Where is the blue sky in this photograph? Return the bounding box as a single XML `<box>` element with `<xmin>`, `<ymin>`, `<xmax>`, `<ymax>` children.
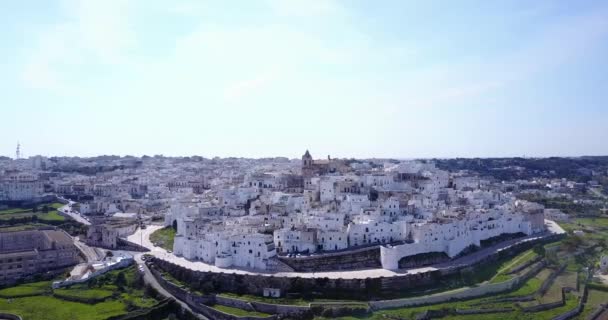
<box><xmin>1</xmin><ymin>0</ymin><xmax>607</xmax><ymax>159</ymax></box>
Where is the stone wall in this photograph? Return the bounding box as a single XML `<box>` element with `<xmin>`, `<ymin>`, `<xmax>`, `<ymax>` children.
<box><xmin>278</xmin><ymin>245</ymin><xmax>381</xmax><ymax>272</ymax></box>
<box><xmin>520</xmin><ymin>299</ymin><xmax>564</xmax><ymax>312</ymax></box>
<box><xmin>537</xmin><ymin>264</ymin><xmax>567</xmax><ymax>296</ymax></box>
<box><xmin>507</xmin><ymin>255</ymin><xmax>543</xmax><ymax>274</ymax></box>
<box><xmin>369</xmin><ymin>261</ymin><xmax>545</xmax><ymax>309</ymax></box>
<box><xmin>196</xmin><ymin>303</ymin><xmax>276</xmax><ymax>320</ymax></box>
<box><xmin>215</xmin><ymin>295</ymin><xmax>256</xmax><ymax>311</ymax></box>
<box><xmin>587</xmin><ymin>304</ymin><xmax>608</xmax><ymax>320</ymax></box>
<box><xmin>250</xmin><ymin>301</ymin><xmax>309</xmax><ymax>316</ymax></box>
<box><xmin>150</xmin><ymin>232</ymin><xmax>563</xmax><ymax>301</ymax></box>
<box><xmin>454</xmin><ymin>308</ymin><xmax>513</xmax><ymax>315</ymax></box>
<box><xmin>150</xmin><ymin>244</ymin><xmax>535</xmax><ymax>300</ymax></box>
<box><xmin>552</xmin><ymin>285</ymin><xmax>587</xmax><ymax>320</ymax></box>
<box><xmin>149</xmin><ymin>264</ymin><xmax>214</xmax><ymax>306</ymax></box>
<box><xmin>213</xmin><ymin>295</ymin><xmax>311</xmax><ymax>317</ymax></box>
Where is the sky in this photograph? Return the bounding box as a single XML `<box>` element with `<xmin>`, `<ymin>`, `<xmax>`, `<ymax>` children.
<box><xmin>1</xmin><ymin>0</ymin><xmax>608</xmax><ymax>159</ymax></box>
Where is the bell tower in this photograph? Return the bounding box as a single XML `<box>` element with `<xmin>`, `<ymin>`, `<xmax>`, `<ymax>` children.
<box><xmin>302</xmin><ymin>150</ymin><xmax>313</xmax><ymax>177</ymax></box>
<box><xmin>302</xmin><ymin>150</ymin><xmax>312</xmax><ymax>167</ymax></box>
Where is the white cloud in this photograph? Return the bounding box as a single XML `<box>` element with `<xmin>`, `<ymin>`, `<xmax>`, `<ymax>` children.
<box><xmin>66</xmin><ymin>0</ymin><xmax>134</xmax><ymax>64</ymax></box>
<box><xmin>21</xmin><ymin>0</ymin><xmax>134</xmax><ymax>91</ymax></box>
<box><xmin>223</xmin><ymin>70</ymin><xmax>281</xmax><ymax>101</ymax></box>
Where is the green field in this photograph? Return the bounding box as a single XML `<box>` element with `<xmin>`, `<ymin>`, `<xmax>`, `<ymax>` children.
<box><xmin>0</xmin><ymin>223</ymin><xmax>52</xmax><ymax>232</ymax></box>
<box><xmin>575</xmin><ymin>217</ymin><xmax>608</xmax><ymax>228</ymax></box>
<box><xmin>579</xmin><ymin>288</ymin><xmax>608</xmax><ymax>319</ymax></box>
<box><xmin>0</xmin><ymin>295</ymin><xmax>127</xmax><ymax>320</ymax></box>
<box><xmin>0</xmin><ymin>202</ymin><xmax>66</xmax><ymax>222</ymax></box>
<box><xmin>489</xmin><ymin>249</ymin><xmax>539</xmax><ymax>283</ymax></box>
<box><xmin>54</xmin><ymin>288</ymin><xmax>115</xmax><ymax>301</ymax></box>
<box><xmin>314</xmin><ymin>290</ymin><xmax>580</xmax><ymax>320</ymax></box>
<box><xmin>0</xmin><ymin>281</ymin><xmax>52</xmax><ymax>298</ymax></box>
<box><xmin>212</xmin><ymin>304</ymin><xmax>270</xmax><ymax>317</ymax></box>
<box><xmin>150</xmin><ymin>226</ymin><xmax>176</xmax><ymax>251</ymax></box>
<box><xmin>0</xmin><ymin>266</ymin><xmax>160</xmax><ymax>320</ymax></box>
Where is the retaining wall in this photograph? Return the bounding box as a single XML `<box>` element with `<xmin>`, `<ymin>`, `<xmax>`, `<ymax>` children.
<box><xmin>278</xmin><ymin>245</ymin><xmax>381</xmax><ymax>272</ymax></box>
<box><xmin>149</xmin><ymin>232</ymin><xmax>563</xmax><ymax>301</ymax></box>
<box><xmin>455</xmin><ymin>308</ymin><xmax>513</xmax><ymax>314</ymax></box>
<box><xmin>369</xmin><ymin>260</ymin><xmax>545</xmax><ymax>309</ymax></box>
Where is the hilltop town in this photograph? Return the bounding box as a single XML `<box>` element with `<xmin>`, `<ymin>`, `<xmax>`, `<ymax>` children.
<box><xmin>1</xmin><ymin>152</ymin><xmax>607</xmax><ymax>319</ymax></box>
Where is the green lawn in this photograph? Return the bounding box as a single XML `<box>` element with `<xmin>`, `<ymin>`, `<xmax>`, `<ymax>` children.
<box><xmin>580</xmin><ymin>289</ymin><xmax>608</xmax><ymax>319</ymax></box>
<box><xmin>0</xmin><ymin>281</ymin><xmax>52</xmax><ymax>298</ymax></box>
<box><xmin>0</xmin><ymin>208</ymin><xmax>32</xmax><ymax>215</ymax></box>
<box><xmin>538</xmin><ymin>271</ymin><xmax>577</xmax><ymax>303</ymax></box>
<box><xmin>0</xmin><ymin>265</ymin><xmax>160</xmax><ymax>320</ymax></box>
<box><xmin>489</xmin><ymin>249</ymin><xmax>539</xmax><ymax>284</ymax></box>
<box><xmin>0</xmin><ymin>295</ymin><xmax>127</xmax><ymax>320</ymax></box>
<box><xmin>314</xmin><ymin>290</ymin><xmax>580</xmax><ymax>320</ymax></box>
<box><xmin>54</xmin><ymin>288</ymin><xmax>115</xmax><ymax>301</ymax></box>
<box><xmin>212</xmin><ymin>304</ymin><xmax>271</xmax><ymax>317</ymax></box>
<box><xmin>0</xmin><ymin>223</ymin><xmax>50</xmax><ymax>232</ymax></box>
<box><xmin>311</xmin><ymin>268</ymin><xmax>550</xmax><ymax>320</ymax></box>
<box><xmin>0</xmin><ymin>202</ymin><xmax>66</xmax><ymax>222</ymax></box>
<box><xmin>575</xmin><ymin>217</ymin><xmax>608</xmax><ymax>228</ymax></box>
<box><xmin>150</xmin><ymin>227</ymin><xmax>176</xmax><ymax>251</ymax></box>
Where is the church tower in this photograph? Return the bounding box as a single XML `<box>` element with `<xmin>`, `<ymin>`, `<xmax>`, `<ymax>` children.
<box><xmin>302</xmin><ymin>150</ymin><xmax>313</xmax><ymax>177</ymax></box>
<box><xmin>302</xmin><ymin>150</ymin><xmax>312</xmax><ymax>167</ymax></box>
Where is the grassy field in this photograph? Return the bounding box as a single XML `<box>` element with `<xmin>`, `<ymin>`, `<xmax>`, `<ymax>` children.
<box><xmin>0</xmin><ymin>295</ymin><xmax>127</xmax><ymax>320</ymax></box>
<box><xmin>218</xmin><ymin>292</ymin><xmax>367</xmax><ymax>306</ymax></box>
<box><xmin>575</xmin><ymin>217</ymin><xmax>608</xmax><ymax>228</ymax></box>
<box><xmin>150</xmin><ymin>226</ymin><xmax>176</xmax><ymax>251</ymax></box>
<box><xmin>539</xmin><ymin>271</ymin><xmax>577</xmax><ymax>303</ymax></box>
<box><xmin>579</xmin><ymin>289</ymin><xmax>608</xmax><ymax>319</ymax></box>
<box><xmin>314</xmin><ymin>290</ymin><xmax>580</xmax><ymax>320</ymax></box>
<box><xmin>312</xmin><ymin>265</ymin><xmax>572</xmax><ymax>320</ymax></box>
<box><xmin>54</xmin><ymin>288</ymin><xmax>115</xmax><ymax>301</ymax></box>
<box><xmin>489</xmin><ymin>249</ymin><xmax>539</xmax><ymax>283</ymax></box>
<box><xmin>0</xmin><ymin>266</ymin><xmax>160</xmax><ymax>320</ymax></box>
<box><xmin>0</xmin><ymin>223</ymin><xmax>52</xmax><ymax>232</ymax></box>
<box><xmin>0</xmin><ymin>202</ymin><xmax>66</xmax><ymax>222</ymax></box>
<box><xmin>0</xmin><ymin>281</ymin><xmax>52</xmax><ymax>298</ymax></box>
<box><xmin>212</xmin><ymin>304</ymin><xmax>270</xmax><ymax>317</ymax></box>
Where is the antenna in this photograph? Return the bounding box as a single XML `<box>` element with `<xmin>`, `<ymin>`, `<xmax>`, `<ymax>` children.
<box><xmin>15</xmin><ymin>142</ymin><xmax>21</xmax><ymax>160</ymax></box>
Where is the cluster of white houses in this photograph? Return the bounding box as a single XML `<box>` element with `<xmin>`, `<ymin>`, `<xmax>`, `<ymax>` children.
<box><xmin>169</xmin><ymin>151</ymin><xmax>547</xmax><ymax>271</ymax></box>
<box><xmin>0</xmin><ymin>172</ymin><xmax>44</xmax><ymax>202</ymax></box>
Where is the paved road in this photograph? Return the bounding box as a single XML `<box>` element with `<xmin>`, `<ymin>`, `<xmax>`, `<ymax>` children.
<box><xmin>57</xmin><ymin>199</ymin><xmax>91</xmax><ymax>225</ymax></box>
<box><xmin>73</xmin><ymin>236</ymin><xmax>103</xmax><ymax>262</ymax></box>
<box><xmin>128</xmin><ymin>220</ymin><xmax>566</xmax><ymax>280</ymax></box>
<box><xmin>134</xmin><ymin>254</ymin><xmax>207</xmax><ymax>320</ymax></box>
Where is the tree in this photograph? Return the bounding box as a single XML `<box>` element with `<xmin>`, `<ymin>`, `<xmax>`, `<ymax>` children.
<box><xmin>115</xmin><ymin>272</ymin><xmax>127</xmax><ymax>288</ymax></box>
<box><xmin>88</xmin><ymin>277</ymin><xmax>98</xmax><ymax>288</ymax></box>
<box><xmin>533</xmin><ymin>244</ymin><xmax>546</xmax><ymax>257</ymax></box>
<box><xmin>562</xmin><ymin>236</ymin><xmax>583</xmax><ymax>252</ymax></box>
